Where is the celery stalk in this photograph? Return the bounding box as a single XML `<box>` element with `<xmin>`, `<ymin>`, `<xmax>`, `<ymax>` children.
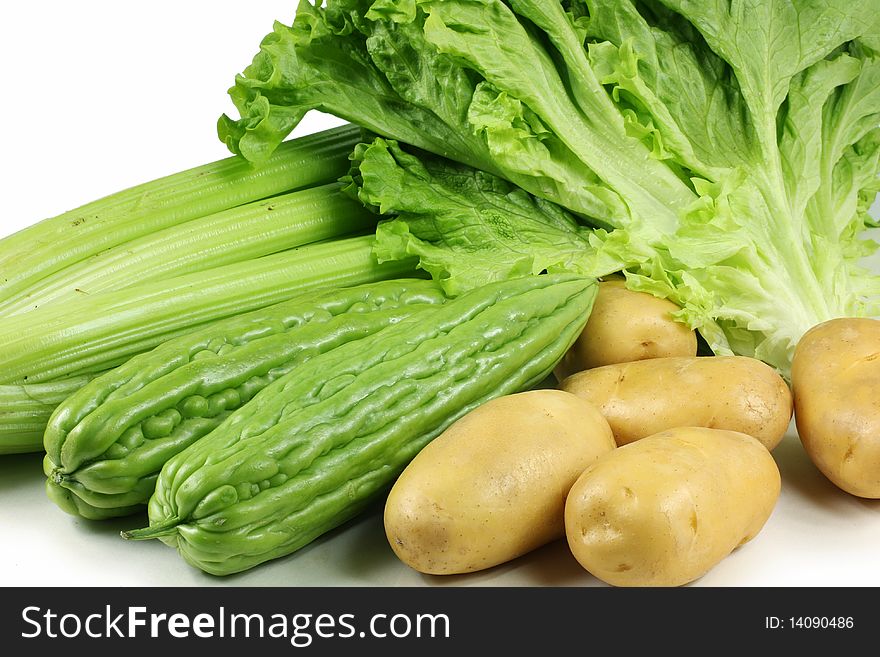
<box><xmin>0</xmin><ymin>183</ymin><xmax>376</xmax><ymax>315</ymax></box>
<box><xmin>0</xmin><ymin>235</ymin><xmax>417</xmax><ymax>385</ymax></box>
<box><xmin>0</xmin><ymin>376</ymin><xmax>96</xmax><ymax>454</ymax></box>
<box><xmin>0</xmin><ymin>124</ymin><xmax>361</xmax><ymax>306</ymax></box>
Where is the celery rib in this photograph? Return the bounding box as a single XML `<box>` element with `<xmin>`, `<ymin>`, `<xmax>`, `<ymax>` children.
<box><xmin>0</xmin><ymin>183</ymin><xmax>376</xmax><ymax>315</ymax></box>
<box><xmin>0</xmin><ymin>124</ymin><xmax>362</xmax><ymax>306</ymax></box>
<box><xmin>0</xmin><ymin>376</ymin><xmax>96</xmax><ymax>454</ymax></box>
<box><xmin>0</xmin><ymin>235</ymin><xmax>417</xmax><ymax>385</ymax></box>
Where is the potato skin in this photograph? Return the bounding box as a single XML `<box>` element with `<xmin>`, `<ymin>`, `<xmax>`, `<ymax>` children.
<box><xmin>383</xmin><ymin>390</ymin><xmax>616</xmax><ymax>575</ymax></box>
<box><xmin>564</xmin><ymin>427</ymin><xmax>780</xmax><ymax>587</ymax></box>
<box><xmin>560</xmin><ymin>356</ymin><xmax>791</xmax><ymax>450</ymax></box>
<box><xmin>554</xmin><ymin>280</ymin><xmax>697</xmax><ymax>381</ymax></box>
<box><xmin>792</xmin><ymin>318</ymin><xmax>880</xmax><ymax>498</ymax></box>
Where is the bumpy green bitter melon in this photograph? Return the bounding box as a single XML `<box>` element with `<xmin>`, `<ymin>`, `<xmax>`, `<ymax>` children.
<box><xmin>125</xmin><ymin>274</ymin><xmax>596</xmax><ymax>575</ymax></box>
<box><xmin>44</xmin><ymin>279</ymin><xmax>450</xmax><ymax>519</ymax></box>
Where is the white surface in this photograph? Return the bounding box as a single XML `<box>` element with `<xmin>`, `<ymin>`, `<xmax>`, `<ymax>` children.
<box><xmin>1</xmin><ymin>3</ymin><xmax>879</xmax><ymax>587</ymax></box>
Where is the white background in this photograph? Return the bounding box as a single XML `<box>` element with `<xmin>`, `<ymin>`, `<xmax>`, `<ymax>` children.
<box><xmin>1</xmin><ymin>2</ymin><xmax>879</xmax><ymax>587</ymax></box>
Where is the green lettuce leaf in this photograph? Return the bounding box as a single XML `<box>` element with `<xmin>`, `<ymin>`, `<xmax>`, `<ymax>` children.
<box><xmin>349</xmin><ymin>138</ymin><xmax>595</xmax><ymax>295</ymax></box>
<box><xmin>221</xmin><ymin>0</ymin><xmax>880</xmax><ymax>375</ymax></box>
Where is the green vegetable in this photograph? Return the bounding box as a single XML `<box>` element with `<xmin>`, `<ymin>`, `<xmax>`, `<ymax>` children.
<box><xmin>0</xmin><ymin>376</ymin><xmax>97</xmax><ymax>455</ymax></box>
<box><xmin>0</xmin><ymin>234</ymin><xmax>413</xmax><ymax>385</ymax></box>
<box><xmin>1</xmin><ymin>124</ymin><xmax>361</xmax><ymax>314</ymax></box>
<box><xmin>43</xmin><ymin>279</ymin><xmax>451</xmax><ymax>519</ymax></box>
<box><xmin>0</xmin><ymin>236</ymin><xmax>417</xmax><ymax>453</ymax></box>
<box><xmin>124</xmin><ymin>273</ymin><xmax>596</xmax><ymax>575</ymax></box>
<box><xmin>346</xmin><ymin>138</ymin><xmax>595</xmax><ymax>294</ymax></box>
<box><xmin>0</xmin><ymin>183</ymin><xmax>375</xmax><ymax>316</ymax></box>
<box><xmin>221</xmin><ymin>0</ymin><xmax>880</xmax><ymax>375</ymax></box>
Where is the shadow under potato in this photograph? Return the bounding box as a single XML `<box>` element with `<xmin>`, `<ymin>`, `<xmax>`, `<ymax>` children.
<box><xmin>418</xmin><ymin>539</ymin><xmax>601</xmax><ymax>588</ymax></box>
<box><xmin>773</xmin><ymin>432</ymin><xmax>880</xmax><ymax>512</ymax></box>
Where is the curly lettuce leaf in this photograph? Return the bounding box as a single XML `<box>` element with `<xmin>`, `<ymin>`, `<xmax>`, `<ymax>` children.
<box><xmin>221</xmin><ymin>0</ymin><xmax>880</xmax><ymax>375</ymax></box>
<box><xmin>349</xmin><ymin>138</ymin><xmax>595</xmax><ymax>295</ymax></box>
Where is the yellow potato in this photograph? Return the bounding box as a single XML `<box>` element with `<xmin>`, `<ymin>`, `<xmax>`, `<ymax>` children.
<box><xmin>383</xmin><ymin>389</ymin><xmax>616</xmax><ymax>575</ymax></box>
<box><xmin>565</xmin><ymin>427</ymin><xmax>781</xmax><ymax>587</ymax></box>
<box><xmin>560</xmin><ymin>356</ymin><xmax>792</xmax><ymax>450</ymax></box>
<box><xmin>554</xmin><ymin>279</ymin><xmax>697</xmax><ymax>381</ymax></box>
<box><xmin>792</xmin><ymin>318</ymin><xmax>880</xmax><ymax>498</ymax></box>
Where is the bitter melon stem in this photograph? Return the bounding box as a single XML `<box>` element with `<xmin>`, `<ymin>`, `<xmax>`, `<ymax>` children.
<box><xmin>121</xmin><ymin>518</ymin><xmax>180</xmax><ymax>540</ymax></box>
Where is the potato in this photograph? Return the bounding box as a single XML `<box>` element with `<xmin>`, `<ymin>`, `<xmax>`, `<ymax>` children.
<box><xmin>564</xmin><ymin>427</ymin><xmax>780</xmax><ymax>587</ymax></box>
<box><xmin>554</xmin><ymin>279</ymin><xmax>697</xmax><ymax>381</ymax></box>
<box><xmin>383</xmin><ymin>390</ymin><xmax>616</xmax><ymax>575</ymax></box>
<box><xmin>792</xmin><ymin>318</ymin><xmax>880</xmax><ymax>498</ymax></box>
<box><xmin>560</xmin><ymin>356</ymin><xmax>792</xmax><ymax>450</ymax></box>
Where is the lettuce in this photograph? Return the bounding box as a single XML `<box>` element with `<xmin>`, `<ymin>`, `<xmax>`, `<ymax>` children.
<box><xmin>346</xmin><ymin>138</ymin><xmax>595</xmax><ymax>295</ymax></box>
<box><xmin>220</xmin><ymin>0</ymin><xmax>880</xmax><ymax>375</ymax></box>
